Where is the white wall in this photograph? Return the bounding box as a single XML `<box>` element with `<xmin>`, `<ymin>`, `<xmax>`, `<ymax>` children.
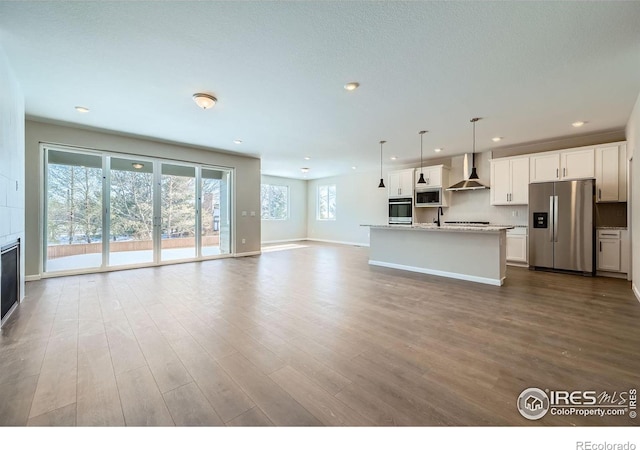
<box><xmin>261</xmin><ymin>175</ymin><xmax>307</xmax><ymax>243</ymax></box>
<box><xmin>306</xmin><ymin>170</ymin><xmax>388</xmax><ymax>246</ymax></box>
<box><xmin>25</xmin><ymin>120</ymin><xmax>261</xmax><ymax>277</ymax></box>
<box><xmin>0</xmin><ymin>47</ymin><xmax>25</xmax><ymax>301</ymax></box>
<box><xmin>625</xmin><ymin>90</ymin><xmax>639</xmax><ymax>300</ymax></box>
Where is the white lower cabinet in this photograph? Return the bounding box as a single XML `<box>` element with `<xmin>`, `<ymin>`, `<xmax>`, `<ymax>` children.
<box><xmin>597</xmin><ymin>229</ymin><xmax>628</xmax><ymax>276</ymax></box>
<box><xmin>506</xmin><ymin>228</ymin><xmax>528</xmax><ymax>265</ymax></box>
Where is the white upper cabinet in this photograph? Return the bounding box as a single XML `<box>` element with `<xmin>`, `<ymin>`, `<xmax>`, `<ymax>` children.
<box><xmin>415</xmin><ymin>164</ymin><xmax>447</xmax><ymax>187</ymax></box>
<box><xmin>388</xmin><ymin>168</ymin><xmax>415</xmax><ymax>198</ymax></box>
<box><xmin>595</xmin><ymin>144</ymin><xmax>626</xmax><ymax>203</ymax></box>
<box><xmin>530</xmin><ymin>147</ymin><xmax>594</xmax><ymax>183</ymax></box>
<box><xmin>490</xmin><ymin>156</ymin><xmax>529</xmax><ymax>205</ymax></box>
<box><xmin>530</xmin><ymin>153</ymin><xmax>560</xmax><ymax>183</ymax></box>
<box><xmin>560</xmin><ymin>148</ymin><xmax>595</xmax><ymax>180</ymax></box>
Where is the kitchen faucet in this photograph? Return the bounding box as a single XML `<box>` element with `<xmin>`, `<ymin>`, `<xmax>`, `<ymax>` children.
<box><xmin>436</xmin><ymin>206</ymin><xmax>444</xmax><ymax>227</ymax></box>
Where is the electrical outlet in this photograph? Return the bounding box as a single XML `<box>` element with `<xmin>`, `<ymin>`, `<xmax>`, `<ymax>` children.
<box><xmin>242</xmin><ymin>211</ymin><xmax>247</xmax><ymax>216</ymax></box>
<box><xmin>250</xmin><ymin>211</ymin><xmax>256</xmax><ymax>217</ymax></box>
<box><xmin>241</xmin><ymin>238</ymin><xmax>246</xmax><ymax>244</ymax></box>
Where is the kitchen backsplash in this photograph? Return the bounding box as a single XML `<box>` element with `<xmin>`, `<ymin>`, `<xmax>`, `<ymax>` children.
<box><xmin>414</xmin><ymin>189</ymin><xmax>529</xmax><ymax>226</ymax></box>
<box><xmin>595</xmin><ymin>202</ymin><xmax>627</xmax><ymax>228</ymax></box>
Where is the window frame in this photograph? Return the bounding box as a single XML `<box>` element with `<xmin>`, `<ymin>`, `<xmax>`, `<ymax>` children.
<box><xmin>316</xmin><ymin>184</ymin><xmax>336</xmax><ymax>221</ymax></box>
<box><xmin>260</xmin><ymin>183</ymin><xmax>290</xmax><ymax>221</ymax></box>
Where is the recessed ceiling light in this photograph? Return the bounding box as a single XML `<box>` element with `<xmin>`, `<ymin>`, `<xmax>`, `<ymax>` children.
<box><xmin>492</xmin><ymin>137</ymin><xmax>502</xmax><ymax>142</ymax></box>
<box><xmin>132</xmin><ymin>163</ymin><xmax>144</xmax><ymax>169</ymax></box>
<box><xmin>572</xmin><ymin>121</ymin><xmax>585</xmax><ymax>128</ymax></box>
<box><xmin>434</xmin><ymin>148</ymin><xmax>442</xmax><ymax>153</ymax></box>
<box><xmin>351</xmin><ymin>166</ymin><xmax>357</xmax><ymax>170</ymax></box>
<box><xmin>304</xmin><ymin>156</ymin><xmax>311</xmax><ymax>160</ymax></box>
<box><xmin>300</xmin><ymin>167</ymin><xmax>310</xmax><ymax>173</ymax></box>
<box><xmin>390</xmin><ymin>156</ymin><xmax>397</xmax><ymax>161</ymax></box>
<box><xmin>344</xmin><ymin>82</ymin><xmax>360</xmax><ymax>91</ymax></box>
<box><xmin>233</xmin><ymin>139</ymin><xmax>243</xmax><ymax>144</ymax></box>
<box><xmin>75</xmin><ymin>106</ymin><xmax>89</xmax><ymax>113</ymax></box>
<box><xmin>192</xmin><ymin>93</ymin><xmax>217</xmax><ymax>109</ymax></box>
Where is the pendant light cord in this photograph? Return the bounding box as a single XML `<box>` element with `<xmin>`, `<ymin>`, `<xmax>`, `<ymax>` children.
<box><xmin>380</xmin><ymin>141</ymin><xmax>383</xmax><ymax>178</ymax></box>
<box><xmin>420</xmin><ymin>133</ymin><xmax>423</xmax><ymax>168</ymax></box>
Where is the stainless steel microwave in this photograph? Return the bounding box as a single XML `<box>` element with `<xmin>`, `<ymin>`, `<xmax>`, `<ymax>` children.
<box><xmin>415</xmin><ymin>187</ymin><xmax>443</xmax><ymax>207</ymax></box>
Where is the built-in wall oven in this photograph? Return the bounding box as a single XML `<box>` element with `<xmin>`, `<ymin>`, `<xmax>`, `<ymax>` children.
<box><xmin>389</xmin><ymin>197</ymin><xmax>413</xmax><ymax>224</ymax></box>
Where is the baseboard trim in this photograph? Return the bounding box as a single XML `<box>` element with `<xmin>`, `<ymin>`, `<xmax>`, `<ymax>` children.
<box><xmin>234</xmin><ymin>251</ymin><xmax>262</xmax><ymax>258</ymax></box>
<box><xmin>306</xmin><ymin>238</ymin><xmax>369</xmax><ymax>248</ymax></box>
<box><xmin>369</xmin><ymin>259</ymin><xmax>504</xmax><ymax>286</ymax></box>
<box><xmin>261</xmin><ymin>238</ymin><xmax>307</xmax><ymax>245</ymax></box>
<box><xmin>25</xmin><ymin>275</ymin><xmax>41</xmax><ymax>282</ymax></box>
<box><xmin>633</xmin><ymin>283</ymin><xmax>640</xmax><ymax>304</ymax></box>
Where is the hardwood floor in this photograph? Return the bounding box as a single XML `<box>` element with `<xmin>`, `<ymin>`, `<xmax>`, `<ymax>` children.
<box><xmin>1</xmin><ymin>241</ymin><xmax>638</xmax><ymax>426</ymax></box>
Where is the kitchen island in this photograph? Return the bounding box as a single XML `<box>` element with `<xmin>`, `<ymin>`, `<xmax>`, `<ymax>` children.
<box><xmin>365</xmin><ymin>224</ymin><xmax>512</xmax><ymax>286</ymax></box>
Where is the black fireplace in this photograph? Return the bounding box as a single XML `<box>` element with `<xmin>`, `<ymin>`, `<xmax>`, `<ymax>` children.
<box><xmin>1</xmin><ymin>238</ymin><xmax>20</xmax><ymax>325</ymax></box>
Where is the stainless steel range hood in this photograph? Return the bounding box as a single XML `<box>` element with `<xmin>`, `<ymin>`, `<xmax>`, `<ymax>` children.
<box><xmin>446</xmin><ymin>153</ymin><xmax>489</xmax><ymax>191</ymax></box>
<box><xmin>447</xmin><ymin>117</ymin><xmax>489</xmax><ymax>192</ymax></box>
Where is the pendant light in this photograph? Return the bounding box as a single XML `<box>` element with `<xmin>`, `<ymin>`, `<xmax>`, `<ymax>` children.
<box><xmin>417</xmin><ymin>130</ymin><xmax>428</xmax><ymax>184</ymax></box>
<box><xmin>378</xmin><ymin>140</ymin><xmax>386</xmax><ymax>188</ymax></box>
<box><xmin>469</xmin><ymin>117</ymin><xmax>480</xmax><ymax>180</ymax></box>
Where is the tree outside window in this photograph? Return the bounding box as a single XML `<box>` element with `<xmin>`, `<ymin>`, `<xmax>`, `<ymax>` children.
<box><xmin>261</xmin><ymin>184</ymin><xmax>289</xmax><ymax>220</ymax></box>
<box><xmin>317</xmin><ymin>184</ymin><xmax>336</xmax><ymax>220</ymax></box>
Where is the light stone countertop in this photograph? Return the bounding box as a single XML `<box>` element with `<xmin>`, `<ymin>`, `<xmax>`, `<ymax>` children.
<box><xmin>363</xmin><ymin>224</ymin><xmax>514</xmax><ymax>232</ymax></box>
<box><xmin>596</xmin><ymin>226</ymin><xmax>627</xmax><ymax>230</ymax></box>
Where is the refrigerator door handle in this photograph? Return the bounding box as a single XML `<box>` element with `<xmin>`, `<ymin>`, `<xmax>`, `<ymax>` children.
<box><xmin>549</xmin><ymin>196</ymin><xmax>555</xmax><ymax>242</ymax></box>
<box><xmin>553</xmin><ymin>195</ymin><xmax>559</xmax><ymax>243</ymax></box>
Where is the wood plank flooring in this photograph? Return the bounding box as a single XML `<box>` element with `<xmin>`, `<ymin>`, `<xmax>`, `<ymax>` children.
<box><xmin>1</xmin><ymin>241</ymin><xmax>639</xmax><ymax>426</ymax></box>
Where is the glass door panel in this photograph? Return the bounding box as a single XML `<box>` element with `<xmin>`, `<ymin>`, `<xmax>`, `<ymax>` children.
<box><xmin>202</xmin><ymin>168</ymin><xmax>231</xmax><ymax>256</ymax></box>
<box><xmin>109</xmin><ymin>157</ymin><xmax>155</xmax><ymax>266</ymax></box>
<box><xmin>161</xmin><ymin>163</ymin><xmax>196</xmax><ymax>261</ymax></box>
<box><xmin>45</xmin><ymin>149</ymin><xmax>103</xmax><ymax>272</ymax></box>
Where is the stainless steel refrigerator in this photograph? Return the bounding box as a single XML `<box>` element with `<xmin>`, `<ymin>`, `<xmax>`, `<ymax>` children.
<box><xmin>529</xmin><ymin>179</ymin><xmax>595</xmax><ymax>275</ymax></box>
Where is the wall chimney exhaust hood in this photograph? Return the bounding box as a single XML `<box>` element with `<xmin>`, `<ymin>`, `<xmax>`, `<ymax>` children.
<box><xmin>446</xmin><ymin>154</ymin><xmax>489</xmax><ymax>191</ymax></box>
<box><xmin>447</xmin><ymin>118</ymin><xmax>489</xmax><ymax>191</ymax></box>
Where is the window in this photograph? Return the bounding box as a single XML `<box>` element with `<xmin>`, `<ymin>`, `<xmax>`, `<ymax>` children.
<box><xmin>317</xmin><ymin>184</ymin><xmax>336</xmax><ymax>220</ymax></box>
<box><xmin>261</xmin><ymin>184</ymin><xmax>289</xmax><ymax>220</ymax></box>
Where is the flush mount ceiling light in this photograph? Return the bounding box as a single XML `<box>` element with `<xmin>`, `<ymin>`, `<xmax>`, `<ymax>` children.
<box><xmin>434</xmin><ymin>148</ymin><xmax>442</xmax><ymax>153</ymax></box>
<box><xmin>417</xmin><ymin>130</ymin><xmax>428</xmax><ymax>184</ymax></box>
<box><xmin>344</xmin><ymin>82</ymin><xmax>360</xmax><ymax>91</ymax></box>
<box><xmin>304</xmin><ymin>156</ymin><xmax>311</xmax><ymax>160</ymax></box>
<box><xmin>390</xmin><ymin>156</ymin><xmax>397</xmax><ymax>161</ymax></box>
<box><xmin>75</xmin><ymin>106</ymin><xmax>89</xmax><ymax>113</ymax></box>
<box><xmin>351</xmin><ymin>166</ymin><xmax>357</xmax><ymax>170</ymax></box>
<box><xmin>378</xmin><ymin>140</ymin><xmax>386</xmax><ymax>188</ymax></box>
<box><xmin>192</xmin><ymin>93</ymin><xmax>217</xmax><ymax>110</ymax></box>
<box><xmin>572</xmin><ymin>121</ymin><xmax>585</xmax><ymax>128</ymax></box>
<box><xmin>492</xmin><ymin>137</ymin><xmax>503</xmax><ymax>142</ymax></box>
<box><xmin>132</xmin><ymin>163</ymin><xmax>144</xmax><ymax>169</ymax></box>
<box><xmin>300</xmin><ymin>167</ymin><xmax>310</xmax><ymax>173</ymax></box>
<box><xmin>233</xmin><ymin>139</ymin><xmax>243</xmax><ymax>144</ymax></box>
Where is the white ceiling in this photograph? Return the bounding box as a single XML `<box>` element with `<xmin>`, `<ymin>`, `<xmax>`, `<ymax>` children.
<box><xmin>1</xmin><ymin>1</ymin><xmax>639</xmax><ymax>179</ymax></box>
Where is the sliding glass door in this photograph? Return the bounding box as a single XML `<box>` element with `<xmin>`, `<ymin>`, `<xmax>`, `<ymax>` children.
<box><xmin>43</xmin><ymin>146</ymin><xmax>233</xmax><ymax>274</ymax></box>
<box><xmin>161</xmin><ymin>163</ymin><xmax>196</xmax><ymax>261</ymax></box>
<box><xmin>201</xmin><ymin>168</ymin><xmax>231</xmax><ymax>256</ymax></box>
<box><xmin>109</xmin><ymin>157</ymin><xmax>155</xmax><ymax>267</ymax></box>
<box><xmin>45</xmin><ymin>150</ymin><xmax>103</xmax><ymax>272</ymax></box>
